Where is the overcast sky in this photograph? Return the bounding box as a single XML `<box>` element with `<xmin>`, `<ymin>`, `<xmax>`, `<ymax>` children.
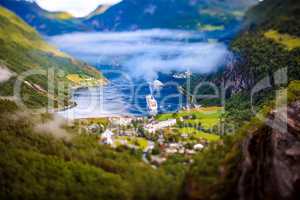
<box><xmin>35</xmin><ymin>0</ymin><xmax>122</xmax><ymax>17</ymax></box>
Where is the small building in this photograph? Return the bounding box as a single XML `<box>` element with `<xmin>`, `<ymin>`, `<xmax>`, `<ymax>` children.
<box><xmin>151</xmin><ymin>156</ymin><xmax>167</xmax><ymax>165</ymax></box>
<box><xmin>144</xmin><ymin>119</ymin><xmax>177</xmax><ymax>133</ymax></box>
<box><xmin>157</xmin><ymin>135</ymin><xmax>165</xmax><ymax>144</ymax></box>
<box><xmin>178</xmin><ymin>149</ymin><xmax>185</xmax><ymax>154</ymax></box>
<box><xmin>169</xmin><ymin>143</ymin><xmax>181</xmax><ymax>149</ymax></box>
<box><xmin>181</xmin><ymin>133</ymin><xmax>189</xmax><ymax>138</ymax></box>
<box><xmin>165</xmin><ymin>148</ymin><xmax>178</xmax><ymax>154</ymax></box>
<box><xmin>186</xmin><ymin>149</ymin><xmax>196</xmax><ymax>155</ymax></box>
<box><xmin>111</xmin><ymin>117</ymin><xmax>133</xmax><ymax>126</ymax></box>
<box><xmin>193</xmin><ymin>144</ymin><xmax>204</xmax><ymax>151</ymax></box>
<box><xmin>87</xmin><ymin>124</ymin><xmax>101</xmax><ymax>133</ymax></box>
<box><xmin>101</xmin><ymin>130</ymin><xmax>114</xmax><ymax>145</ymax></box>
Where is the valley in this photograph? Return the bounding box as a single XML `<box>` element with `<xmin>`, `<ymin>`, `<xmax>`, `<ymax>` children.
<box><xmin>0</xmin><ymin>0</ymin><xmax>300</xmax><ymax>200</ymax></box>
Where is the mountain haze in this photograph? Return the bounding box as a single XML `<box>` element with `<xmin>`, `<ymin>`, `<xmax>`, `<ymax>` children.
<box><xmin>1</xmin><ymin>0</ymin><xmax>257</xmax><ymax>35</ymax></box>
<box><xmin>0</xmin><ymin>0</ymin><xmax>92</xmax><ymax>35</ymax></box>
<box><xmin>84</xmin><ymin>0</ymin><xmax>257</xmax><ymax>32</ymax></box>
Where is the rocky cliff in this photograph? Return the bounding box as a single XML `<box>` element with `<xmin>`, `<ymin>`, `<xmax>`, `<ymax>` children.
<box><xmin>237</xmin><ymin>101</ymin><xmax>300</xmax><ymax>200</ymax></box>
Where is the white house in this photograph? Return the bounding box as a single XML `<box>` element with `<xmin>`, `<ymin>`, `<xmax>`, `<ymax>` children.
<box><xmin>101</xmin><ymin>130</ymin><xmax>114</xmax><ymax>145</ymax></box>
<box><xmin>165</xmin><ymin>148</ymin><xmax>178</xmax><ymax>154</ymax></box>
<box><xmin>144</xmin><ymin>119</ymin><xmax>177</xmax><ymax>133</ymax></box>
<box><xmin>111</xmin><ymin>117</ymin><xmax>133</xmax><ymax>126</ymax></box>
<box><xmin>87</xmin><ymin>124</ymin><xmax>101</xmax><ymax>133</ymax></box>
<box><xmin>193</xmin><ymin>144</ymin><xmax>204</xmax><ymax>151</ymax></box>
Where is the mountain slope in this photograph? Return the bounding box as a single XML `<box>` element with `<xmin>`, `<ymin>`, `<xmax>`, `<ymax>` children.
<box><xmin>0</xmin><ymin>0</ymin><xmax>92</xmax><ymax>35</ymax></box>
<box><xmin>228</xmin><ymin>0</ymin><xmax>300</xmax><ymax>91</ymax></box>
<box><xmin>0</xmin><ymin>6</ymin><xmax>104</xmax><ymax>108</ymax></box>
<box><xmin>183</xmin><ymin>1</ymin><xmax>300</xmax><ymax>199</ymax></box>
<box><xmin>244</xmin><ymin>0</ymin><xmax>300</xmax><ymax>36</ymax></box>
<box><xmin>83</xmin><ymin>0</ymin><xmax>257</xmax><ymax>32</ymax></box>
<box><xmin>1</xmin><ymin>0</ymin><xmax>257</xmax><ymax>36</ymax></box>
<box><xmin>0</xmin><ymin>98</ymin><xmax>184</xmax><ymax>200</ymax></box>
<box><xmin>188</xmin><ymin>0</ymin><xmax>300</xmax><ymax>110</ymax></box>
<box><xmin>184</xmin><ymin>81</ymin><xmax>300</xmax><ymax>200</ymax></box>
<box><xmin>0</xmin><ymin>6</ymin><xmax>183</xmax><ymax>200</ymax></box>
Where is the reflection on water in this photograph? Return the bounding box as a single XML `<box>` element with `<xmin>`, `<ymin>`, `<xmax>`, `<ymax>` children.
<box><xmin>51</xmin><ymin>29</ymin><xmax>230</xmax><ymax>118</ymax></box>
<box><xmin>59</xmin><ymin>69</ymin><xmax>187</xmax><ymax>119</ymax></box>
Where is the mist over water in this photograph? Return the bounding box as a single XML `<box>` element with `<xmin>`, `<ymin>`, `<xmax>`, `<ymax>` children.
<box><xmin>50</xmin><ymin>29</ymin><xmax>230</xmax><ymax>80</ymax></box>
<box><xmin>52</xmin><ymin>29</ymin><xmax>231</xmax><ymax>118</ymax></box>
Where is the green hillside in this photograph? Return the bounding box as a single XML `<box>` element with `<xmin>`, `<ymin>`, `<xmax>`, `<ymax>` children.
<box><xmin>187</xmin><ymin>0</ymin><xmax>300</xmax><ymax>127</ymax></box>
<box><xmin>183</xmin><ymin>0</ymin><xmax>300</xmax><ymax>199</ymax></box>
<box><xmin>244</xmin><ymin>0</ymin><xmax>300</xmax><ymax>36</ymax></box>
<box><xmin>0</xmin><ymin>6</ymin><xmax>104</xmax><ymax>108</ymax></box>
<box><xmin>226</xmin><ymin>0</ymin><xmax>300</xmax><ymax>124</ymax></box>
<box><xmin>0</xmin><ymin>7</ymin><xmax>184</xmax><ymax>200</ymax></box>
<box><xmin>84</xmin><ymin>0</ymin><xmax>257</xmax><ymax>32</ymax></box>
<box><xmin>0</xmin><ymin>99</ymin><xmax>184</xmax><ymax>200</ymax></box>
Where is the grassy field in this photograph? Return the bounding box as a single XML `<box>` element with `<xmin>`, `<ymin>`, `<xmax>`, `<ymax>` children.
<box><xmin>66</xmin><ymin>74</ymin><xmax>107</xmax><ymax>87</ymax></box>
<box><xmin>264</xmin><ymin>30</ymin><xmax>300</xmax><ymax>50</ymax></box>
<box><xmin>157</xmin><ymin>107</ymin><xmax>222</xmax><ymax>142</ymax></box>
<box><xmin>157</xmin><ymin>107</ymin><xmax>222</xmax><ymax>122</ymax></box>
<box><xmin>46</xmin><ymin>12</ymin><xmax>74</xmax><ymax>20</ymax></box>
<box><xmin>198</xmin><ymin>24</ymin><xmax>225</xmax><ymax>31</ymax></box>
<box><xmin>115</xmin><ymin>136</ymin><xmax>148</xmax><ymax>150</ymax></box>
<box><xmin>186</xmin><ymin>117</ymin><xmax>220</xmax><ymax>130</ymax></box>
<box><xmin>178</xmin><ymin>127</ymin><xmax>220</xmax><ymax>142</ymax></box>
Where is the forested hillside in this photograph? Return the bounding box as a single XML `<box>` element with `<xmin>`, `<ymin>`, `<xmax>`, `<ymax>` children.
<box><xmin>1</xmin><ymin>0</ymin><xmax>257</xmax><ymax>35</ymax></box>
<box><xmin>225</xmin><ymin>0</ymin><xmax>300</xmax><ymax>125</ymax></box>
<box><xmin>188</xmin><ymin>0</ymin><xmax>300</xmax><ymax>127</ymax></box>
<box><xmin>84</xmin><ymin>0</ymin><xmax>256</xmax><ymax>32</ymax></box>
<box><xmin>183</xmin><ymin>0</ymin><xmax>300</xmax><ymax>199</ymax></box>
<box><xmin>0</xmin><ymin>6</ymin><xmax>103</xmax><ymax>108</ymax></box>
<box><xmin>0</xmin><ymin>99</ymin><xmax>185</xmax><ymax>200</ymax></box>
<box><xmin>0</xmin><ymin>6</ymin><xmax>186</xmax><ymax>200</ymax></box>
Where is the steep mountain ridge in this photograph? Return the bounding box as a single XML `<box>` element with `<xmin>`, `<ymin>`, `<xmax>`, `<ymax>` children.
<box><xmin>237</xmin><ymin>100</ymin><xmax>300</xmax><ymax>200</ymax></box>
<box><xmin>1</xmin><ymin>0</ymin><xmax>257</xmax><ymax>35</ymax></box>
<box><xmin>84</xmin><ymin>0</ymin><xmax>257</xmax><ymax>32</ymax></box>
<box><xmin>183</xmin><ymin>1</ymin><xmax>300</xmax><ymax>199</ymax></box>
<box><xmin>0</xmin><ymin>0</ymin><xmax>92</xmax><ymax>35</ymax></box>
<box><xmin>184</xmin><ymin>80</ymin><xmax>300</xmax><ymax>200</ymax></box>
<box><xmin>228</xmin><ymin>0</ymin><xmax>300</xmax><ymax>91</ymax></box>
<box><xmin>0</xmin><ymin>6</ymin><xmax>183</xmax><ymax>200</ymax></box>
<box><xmin>244</xmin><ymin>0</ymin><xmax>300</xmax><ymax>36</ymax></box>
<box><xmin>0</xmin><ymin>6</ymin><xmax>104</xmax><ymax>107</ymax></box>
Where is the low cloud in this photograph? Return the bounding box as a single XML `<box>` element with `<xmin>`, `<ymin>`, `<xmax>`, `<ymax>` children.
<box><xmin>49</xmin><ymin>29</ymin><xmax>231</xmax><ymax>80</ymax></box>
<box><xmin>0</xmin><ymin>66</ymin><xmax>13</xmax><ymax>83</ymax></box>
<box><xmin>35</xmin><ymin>115</ymin><xmax>71</xmax><ymax>140</ymax></box>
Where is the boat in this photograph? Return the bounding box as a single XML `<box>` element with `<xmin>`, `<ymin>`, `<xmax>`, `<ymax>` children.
<box><xmin>146</xmin><ymin>95</ymin><xmax>158</xmax><ymax>115</ymax></box>
<box><xmin>152</xmin><ymin>80</ymin><xmax>164</xmax><ymax>90</ymax></box>
<box><xmin>172</xmin><ymin>71</ymin><xmax>192</xmax><ymax>79</ymax></box>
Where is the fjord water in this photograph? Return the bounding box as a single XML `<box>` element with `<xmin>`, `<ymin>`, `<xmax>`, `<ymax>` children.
<box><xmin>52</xmin><ymin>29</ymin><xmax>230</xmax><ymax>118</ymax></box>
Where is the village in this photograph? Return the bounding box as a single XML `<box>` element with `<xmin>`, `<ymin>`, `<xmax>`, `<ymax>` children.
<box><xmin>77</xmin><ymin>106</ymin><xmax>223</xmax><ymax>165</ymax></box>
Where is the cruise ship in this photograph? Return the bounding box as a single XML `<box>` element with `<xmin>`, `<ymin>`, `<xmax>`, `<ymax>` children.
<box><xmin>146</xmin><ymin>95</ymin><xmax>158</xmax><ymax>115</ymax></box>
<box><xmin>172</xmin><ymin>71</ymin><xmax>192</xmax><ymax>79</ymax></box>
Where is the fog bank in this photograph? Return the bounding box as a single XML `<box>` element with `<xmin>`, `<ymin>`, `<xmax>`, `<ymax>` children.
<box><xmin>50</xmin><ymin>29</ymin><xmax>231</xmax><ymax>80</ymax></box>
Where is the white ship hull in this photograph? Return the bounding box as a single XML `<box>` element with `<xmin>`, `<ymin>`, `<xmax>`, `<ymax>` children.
<box><xmin>146</xmin><ymin>95</ymin><xmax>158</xmax><ymax>115</ymax></box>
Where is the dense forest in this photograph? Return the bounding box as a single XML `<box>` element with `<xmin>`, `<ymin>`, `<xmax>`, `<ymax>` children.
<box><xmin>0</xmin><ymin>99</ymin><xmax>188</xmax><ymax>200</ymax></box>
<box><xmin>183</xmin><ymin>0</ymin><xmax>300</xmax><ymax>199</ymax></box>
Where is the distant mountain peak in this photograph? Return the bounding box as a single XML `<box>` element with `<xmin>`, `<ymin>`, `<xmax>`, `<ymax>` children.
<box><xmin>85</xmin><ymin>4</ymin><xmax>112</xmax><ymax>19</ymax></box>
